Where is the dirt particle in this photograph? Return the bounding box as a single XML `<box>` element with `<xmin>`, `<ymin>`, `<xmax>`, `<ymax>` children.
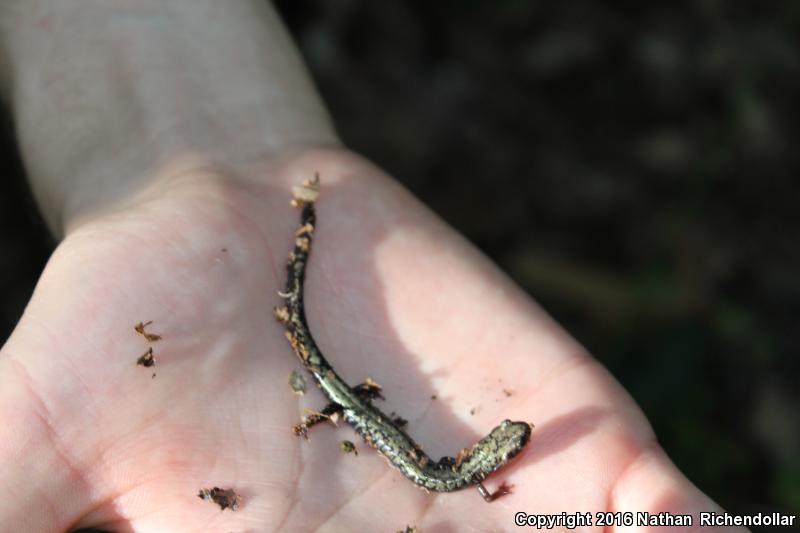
<box><xmin>339</xmin><ymin>440</ymin><xmax>358</xmax><ymax>455</ymax></box>
<box><xmin>134</xmin><ymin>321</ymin><xmax>162</xmax><ymax>342</ymax></box>
<box><xmin>197</xmin><ymin>486</ymin><xmax>241</xmax><ymax>511</ymax></box>
<box><xmin>136</xmin><ymin>347</ymin><xmax>155</xmax><ymax>368</ymax></box>
<box><xmin>289</xmin><ymin>370</ymin><xmax>307</xmax><ymax>395</ymax></box>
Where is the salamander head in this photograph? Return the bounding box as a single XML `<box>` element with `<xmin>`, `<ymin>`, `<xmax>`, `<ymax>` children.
<box><xmin>473</xmin><ymin>419</ymin><xmax>532</xmax><ymax>475</ymax></box>
<box><xmin>492</xmin><ymin>419</ymin><xmax>532</xmax><ymax>459</ymax></box>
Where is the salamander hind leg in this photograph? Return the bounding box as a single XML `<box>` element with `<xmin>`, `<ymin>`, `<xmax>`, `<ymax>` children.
<box><xmin>477</xmin><ymin>481</ymin><xmax>514</xmax><ymax>502</ymax></box>
<box><xmin>436</xmin><ymin>456</ymin><xmax>456</xmax><ymax>469</ymax></box>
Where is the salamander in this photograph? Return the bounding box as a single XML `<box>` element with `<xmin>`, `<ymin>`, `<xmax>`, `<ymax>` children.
<box><xmin>274</xmin><ymin>176</ymin><xmax>532</xmax><ymax>501</ymax></box>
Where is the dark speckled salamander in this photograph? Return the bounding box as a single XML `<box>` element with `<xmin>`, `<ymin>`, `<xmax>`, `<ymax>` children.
<box><xmin>274</xmin><ymin>176</ymin><xmax>532</xmax><ymax>502</ymax></box>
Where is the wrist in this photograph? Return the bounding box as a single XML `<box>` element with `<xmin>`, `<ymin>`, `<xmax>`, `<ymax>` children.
<box><xmin>2</xmin><ymin>0</ymin><xmax>338</xmax><ymax>236</ymax></box>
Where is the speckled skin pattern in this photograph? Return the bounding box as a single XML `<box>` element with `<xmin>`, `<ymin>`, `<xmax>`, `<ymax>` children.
<box><xmin>275</xmin><ymin>190</ymin><xmax>532</xmax><ymax>500</ymax></box>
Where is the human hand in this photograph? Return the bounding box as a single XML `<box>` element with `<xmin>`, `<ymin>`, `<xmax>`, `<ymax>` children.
<box><xmin>1</xmin><ymin>150</ymin><xmax>742</xmax><ymax>531</ymax></box>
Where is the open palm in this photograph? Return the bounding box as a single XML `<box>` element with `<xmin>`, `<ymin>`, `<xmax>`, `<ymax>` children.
<box><xmin>1</xmin><ymin>152</ymin><xmax>730</xmax><ymax>532</ymax></box>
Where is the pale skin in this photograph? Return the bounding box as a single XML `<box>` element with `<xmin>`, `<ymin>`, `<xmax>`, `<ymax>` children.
<box><xmin>0</xmin><ymin>2</ymin><xmax>747</xmax><ymax>532</ymax></box>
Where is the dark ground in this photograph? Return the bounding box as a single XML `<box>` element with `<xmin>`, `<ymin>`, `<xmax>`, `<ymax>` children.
<box><xmin>1</xmin><ymin>1</ymin><xmax>797</xmax><ymax>529</ymax></box>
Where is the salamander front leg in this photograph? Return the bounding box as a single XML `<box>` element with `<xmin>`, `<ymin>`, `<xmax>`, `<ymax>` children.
<box><xmin>292</xmin><ymin>383</ymin><xmax>383</xmax><ymax>439</ymax></box>
<box><xmin>292</xmin><ymin>402</ymin><xmax>343</xmax><ymax>440</ymax></box>
<box><xmin>477</xmin><ymin>481</ymin><xmax>514</xmax><ymax>502</ymax></box>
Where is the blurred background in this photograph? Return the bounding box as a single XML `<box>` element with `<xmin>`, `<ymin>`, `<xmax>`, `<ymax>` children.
<box><xmin>2</xmin><ymin>0</ymin><xmax>797</xmax><ymax>528</ymax></box>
